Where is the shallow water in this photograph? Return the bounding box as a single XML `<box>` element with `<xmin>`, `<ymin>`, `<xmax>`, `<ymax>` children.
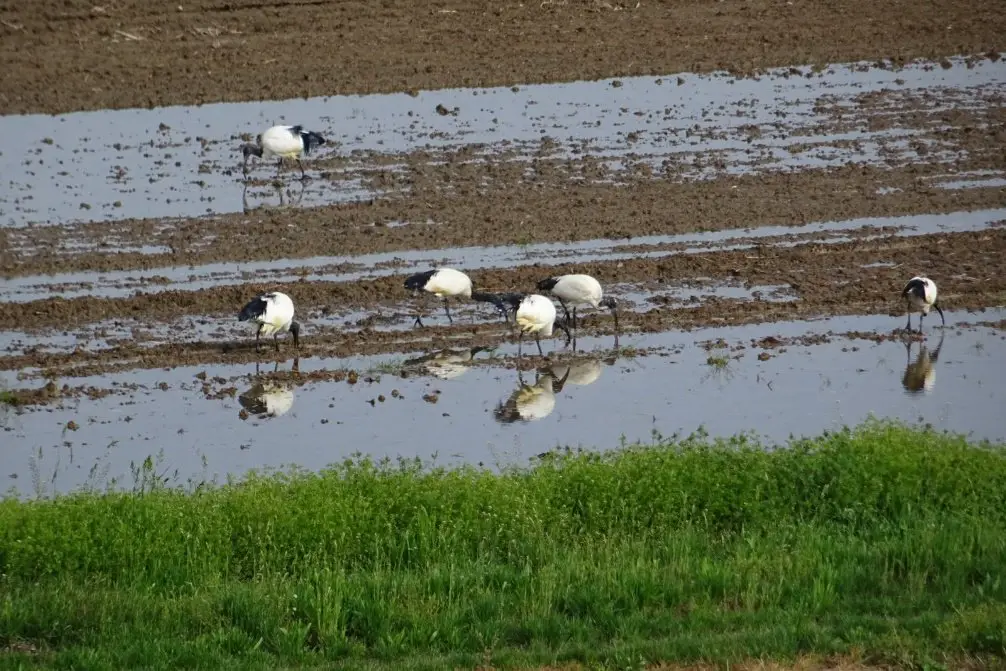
<box><xmin>3</xmin><ymin>309</ymin><xmax>1004</xmax><ymax>498</ymax></box>
<box><xmin>1</xmin><ymin>56</ymin><xmax>1003</xmax><ymax>229</ymax></box>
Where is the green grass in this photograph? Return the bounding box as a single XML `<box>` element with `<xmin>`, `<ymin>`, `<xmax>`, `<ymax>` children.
<box><xmin>2</xmin><ymin>420</ymin><xmax>1006</xmax><ymax>669</ymax></box>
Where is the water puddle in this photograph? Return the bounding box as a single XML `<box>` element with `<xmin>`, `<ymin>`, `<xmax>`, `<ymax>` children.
<box><xmin>1</xmin><ymin>55</ymin><xmax>1003</xmax><ymax>228</ymax></box>
<box><xmin>4</xmin><ymin>207</ymin><xmax>1003</xmax><ymax>304</ymax></box>
<box><xmin>3</xmin><ymin>309</ymin><xmax>1004</xmax><ymax>498</ymax></box>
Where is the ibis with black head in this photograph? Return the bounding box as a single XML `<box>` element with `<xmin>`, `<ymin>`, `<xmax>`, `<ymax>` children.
<box><xmin>238</xmin><ymin>291</ymin><xmax>301</xmax><ymax>353</ymax></box>
<box><xmin>241</xmin><ymin>125</ymin><xmax>326</xmax><ymax>179</ymax></box>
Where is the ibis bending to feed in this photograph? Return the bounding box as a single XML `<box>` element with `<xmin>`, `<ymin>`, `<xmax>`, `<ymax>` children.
<box><xmin>536</xmin><ymin>273</ymin><xmax>618</xmax><ymax>331</ymax></box>
<box><xmin>500</xmin><ymin>293</ymin><xmax>571</xmax><ymax>358</ymax></box>
<box><xmin>404</xmin><ymin>268</ymin><xmax>509</xmax><ymax>327</ymax></box>
<box><xmin>901</xmin><ymin>276</ymin><xmax>944</xmax><ymax>334</ymax></box>
<box><xmin>241</xmin><ymin>125</ymin><xmax>326</xmax><ymax>179</ymax></box>
<box><xmin>238</xmin><ymin>291</ymin><xmax>301</xmax><ymax>352</ymax></box>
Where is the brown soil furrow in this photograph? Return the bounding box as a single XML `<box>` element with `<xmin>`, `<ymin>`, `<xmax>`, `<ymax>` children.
<box><xmin>4</xmin><ymin>162</ymin><xmax>1006</xmax><ymax>278</ymax></box>
<box><xmin>1</xmin><ymin>0</ymin><xmax>1003</xmax><ymax>115</ymax></box>
<box><xmin>3</xmin><ymin>229</ymin><xmax>1003</xmax><ymax>377</ymax></box>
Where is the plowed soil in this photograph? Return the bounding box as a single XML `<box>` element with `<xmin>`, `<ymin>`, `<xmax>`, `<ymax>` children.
<box><xmin>1</xmin><ymin>0</ymin><xmax>1005</xmax><ymax>385</ymax></box>
<box><xmin>2</xmin><ymin>0</ymin><xmax>1003</xmax><ymax>116</ymax></box>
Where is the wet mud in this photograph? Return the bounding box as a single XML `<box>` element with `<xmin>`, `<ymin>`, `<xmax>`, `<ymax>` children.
<box><xmin>2</xmin><ymin>0</ymin><xmax>1003</xmax><ymax>115</ymax></box>
<box><xmin>1</xmin><ymin>9</ymin><xmax>1005</xmax><ymax>493</ymax></box>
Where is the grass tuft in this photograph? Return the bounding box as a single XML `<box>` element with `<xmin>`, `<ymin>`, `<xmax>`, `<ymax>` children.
<box><xmin>1</xmin><ymin>420</ymin><xmax>1005</xmax><ymax>669</ymax></box>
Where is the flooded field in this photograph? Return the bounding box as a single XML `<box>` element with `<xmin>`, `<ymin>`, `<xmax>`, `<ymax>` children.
<box><xmin>2</xmin><ymin>54</ymin><xmax>1005</xmax><ymax>498</ymax></box>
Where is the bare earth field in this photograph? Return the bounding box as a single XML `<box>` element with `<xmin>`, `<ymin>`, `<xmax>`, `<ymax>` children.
<box><xmin>0</xmin><ymin>0</ymin><xmax>1004</xmax><ymax>495</ymax></box>
<box><xmin>1</xmin><ymin>0</ymin><xmax>1003</xmax><ymax>116</ymax></box>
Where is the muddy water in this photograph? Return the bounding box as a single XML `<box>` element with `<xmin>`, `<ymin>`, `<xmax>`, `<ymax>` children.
<box><xmin>1</xmin><ymin>56</ymin><xmax>1003</xmax><ymax>229</ymax></box>
<box><xmin>3</xmin><ymin>310</ymin><xmax>1003</xmax><ymax>498</ymax></box>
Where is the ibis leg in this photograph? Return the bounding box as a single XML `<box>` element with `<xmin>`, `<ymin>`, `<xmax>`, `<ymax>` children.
<box><xmin>572</xmin><ymin>306</ymin><xmax>578</xmax><ymax>330</ymax></box>
<box><xmin>536</xmin><ymin>333</ymin><xmax>544</xmax><ymax>357</ymax></box>
<box><xmin>297</xmin><ymin>159</ymin><xmax>307</xmax><ymax>180</ymax></box>
<box><xmin>558</xmin><ymin>299</ymin><xmax>571</xmax><ymax>325</ymax></box>
<box><xmin>905</xmin><ymin>300</ymin><xmax>912</xmax><ymax>332</ymax></box>
<box><xmin>517</xmin><ymin>333</ymin><xmax>523</xmax><ymax>359</ymax></box>
<box><xmin>274</xmin><ymin>333</ymin><xmax>280</xmax><ymax>352</ymax></box>
<box><xmin>443</xmin><ymin>298</ymin><xmax>453</xmax><ymax>324</ymax></box>
<box><xmin>413</xmin><ymin>313</ymin><xmax>425</xmax><ymax>328</ymax></box>
<box><xmin>255</xmin><ymin>328</ymin><xmax>262</xmax><ymax>353</ymax></box>
<box><xmin>918</xmin><ymin>313</ymin><xmax>925</xmax><ymax>334</ymax></box>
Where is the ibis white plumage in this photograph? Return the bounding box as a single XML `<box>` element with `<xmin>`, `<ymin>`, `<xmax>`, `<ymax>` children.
<box><xmin>238</xmin><ymin>291</ymin><xmax>301</xmax><ymax>352</ymax></box>
<box><xmin>536</xmin><ymin>273</ymin><xmax>618</xmax><ymax>331</ymax></box>
<box><xmin>241</xmin><ymin>125</ymin><xmax>326</xmax><ymax>179</ymax></box>
<box><xmin>500</xmin><ymin>293</ymin><xmax>571</xmax><ymax>358</ymax></box>
<box><xmin>404</xmin><ymin>268</ymin><xmax>509</xmax><ymax>327</ymax></box>
<box><xmin>901</xmin><ymin>276</ymin><xmax>944</xmax><ymax>333</ymax></box>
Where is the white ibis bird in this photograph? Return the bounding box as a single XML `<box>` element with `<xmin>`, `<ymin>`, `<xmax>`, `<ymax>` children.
<box><xmin>901</xmin><ymin>276</ymin><xmax>945</xmax><ymax>334</ymax></box>
<box><xmin>239</xmin><ymin>382</ymin><xmax>295</xmax><ymax>418</ymax></box>
<box><xmin>493</xmin><ymin>369</ymin><xmax>570</xmax><ymax>423</ymax></box>
<box><xmin>241</xmin><ymin>125</ymin><xmax>326</xmax><ymax>179</ymax></box>
<box><xmin>537</xmin><ymin>274</ymin><xmax>618</xmax><ymax>331</ymax></box>
<box><xmin>902</xmin><ymin>333</ymin><xmax>944</xmax><ymax>394</ymax></box>
<box><xmin>500</xmin><ymin>293</ymin><xmax>571</xmax><ymax>358</ymax></box>
<box><xmin>404</xmin><ymin>268</ymin><xmax>509</xmax><ymax>327</ymax></box>
<box><xmin>238</xmin><ymin>291</ymin><xmax>301</xmax><ymax>352</ymax></box>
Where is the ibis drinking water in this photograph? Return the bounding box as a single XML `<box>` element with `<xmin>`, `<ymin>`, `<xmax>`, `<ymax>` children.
<box><xmin>238</xmin><ymin>291</ymin><xmax>301</xmax><ymax>352</ymax></box>
<box><xmin>241</xmin><ymin>125</ymin><xmax>326</xmax><ymax>179</ymax></box>
<box><xmin>901</xmin><ymin>276</ymin><xmax>945</xmax><ymax>334</ymax></box>
<box><xmin>404</xmin><ymin>268</ymin><xmax>509</xmax><ymax>327</ymax></box>
<box><xmin>536</xmin><ymin>273</ymin><xmax>618</xmax><ymax>331</ymax></box>
<box><xmin>500</xmin><ymin>293</ymin><xmax>571</xmax><ymax>358</ymax></box>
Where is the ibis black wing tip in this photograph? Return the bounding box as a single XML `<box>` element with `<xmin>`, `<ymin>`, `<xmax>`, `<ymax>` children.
<box><xmin>238</xmin><ymin>296</ymin><xmax>268</xmax><ymax>321</ymax></box>
<box><xmin>404</xmin><ymin>269</ymin><xmax>437</xmax><ymax>291</ymax></box>
<box><xmin>536</xmin><ymin>277</ymin><xmax>559</xmax><ymax>292</ymax></box>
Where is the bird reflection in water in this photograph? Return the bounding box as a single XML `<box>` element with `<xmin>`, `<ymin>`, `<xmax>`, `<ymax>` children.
<box><xmin>493</xmin><ymin>353</ymin><xmax>617</xmax><ymax>424</ymax></box>
<box><xmin>238</xmin><ymin>358</ymin><xmax>299</xmax><ymax>419</ymax></box>
<box><xmin>242</xmin><ymin>180</ymin><xmax>306</xmax><ymax>214</ymax></box>
<box><xmin>901</xmin><ymin>333</ymin><xmax>944</xmax><ymax>395</ymax></box>
<box><xmin>401</xmin><ymin>346</ymin><xmax>494</xmax><ymax>380</ymax></box>
<box><xmin>542</xmin><ymin>353</ymin><xmax>618</xmax><ymax>389</ymax></box>
<box><xmin>494</xmin><ymin>368</ymin><xmax>570</xmax><ymax>424</ymax></box>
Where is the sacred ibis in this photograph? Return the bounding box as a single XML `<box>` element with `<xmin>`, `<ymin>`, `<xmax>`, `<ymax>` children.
<box><xmin>536</xmin><ymin>273</ymin><xmax>618</xmax><ymax>331</ymax></box>
<box><xmin>241</xmin><ymin>125</ymin><xmax>326</xmax><ymax>179</ymax></box>
<box><xmin>500</xmin><ymin>293</ymin><xmax>571</xmax><ymax>358</ymax></box>
<box><xmin>238</xmin><ymin>291</ymin><xmax>301</xmax><ymax>352</ymax></box>
<box><xmin>901</xmin><ymin>276</ymin><xmax>944</xmax><ymax>334</ymax></box>
<box><xmin>404</xmin><ymin>268</ymin><xmax>509</xmax><ymax>327</ymax></box>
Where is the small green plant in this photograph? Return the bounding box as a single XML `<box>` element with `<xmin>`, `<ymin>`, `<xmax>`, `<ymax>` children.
<box><xmin>705</xmin><ymin>354</ymin><xmax>729</xmax><ymax>368</ymax></box>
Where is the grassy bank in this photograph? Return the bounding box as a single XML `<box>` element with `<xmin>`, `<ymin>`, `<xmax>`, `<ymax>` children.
<box><xmin>2</xmin><ymin>420</ymin><xmax>1006</xmax><ymax>670</ymax></box>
